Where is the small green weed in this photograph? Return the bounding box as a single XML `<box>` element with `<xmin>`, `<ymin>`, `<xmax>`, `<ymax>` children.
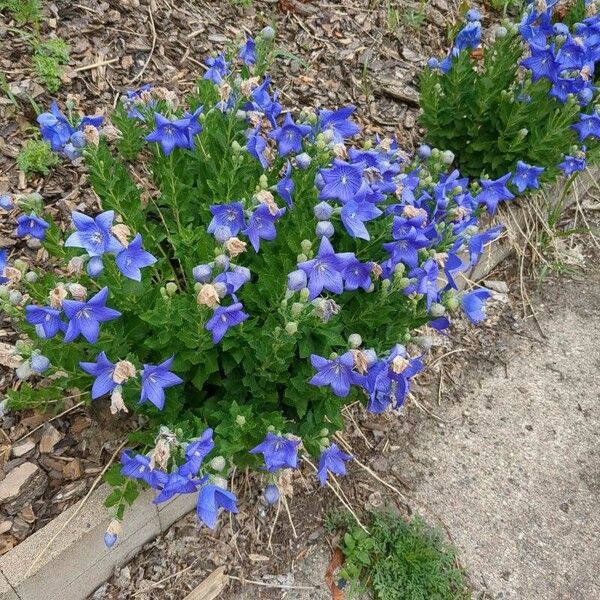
<box><xmin>0</xmin><ymin>0</ymin><xmax>42</xmax><ymax>24</ymax></box>
<box><xmin>32</xmin><ymin>37</ymin><xmax>71</xmax><ymax>92</ymax></box>
<box><xmin>337</xmin><ymin>510</ymin><xmax>470</xmax><ymax>600</ymax></box>
<box><xmin>385</xmin><ymin>0</ymin><xmax>426</xmax><ymax>34</ymax></box>
<box><xmin>17</xmin><ymin>139</ymin><xmax>59</xmax><ymax>176</ymax></box>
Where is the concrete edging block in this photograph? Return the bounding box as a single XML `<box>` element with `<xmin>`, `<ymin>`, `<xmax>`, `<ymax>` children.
<box><xmin>0</xmin><ymin>168</ymin><xmax>597</xmax><ymax>600</ymax></box>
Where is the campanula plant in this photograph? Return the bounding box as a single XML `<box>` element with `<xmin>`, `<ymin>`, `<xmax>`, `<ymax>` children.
<box><xmin>2</xmin><ymin>29</ymin><xmax>504</xmax><ymax>534</ymax></box>
<box><xmin>421</xmin><ymin>1</ymin><xmax>600</xmax><ymax>183</ymax></box>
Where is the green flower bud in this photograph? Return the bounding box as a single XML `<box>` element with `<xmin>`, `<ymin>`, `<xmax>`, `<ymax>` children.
<box><xmin>280</xmin><ymin>299</ymin><xmax>288</xmax><ymax>309</ymax></box>
<box><xmin>394</xmin><ymin>263</ymin><xmax>405</xmax><ymax>275</ymax></box>
<box><xmin>13</xmin><ymin>259</ymin><xmax>27</xmax><ymax>273</ymax></box>
<box><xmin>285</xmin><ymin>321</ymin><xmax>298</xmax><ymax>335</ymax></box>
<box><xmin>441</xmin><ymin>150</ymin><xmax>455</xmax><ymax>165</ymax></box>
<box><xmin>430</xmin><ymin>302</ymin><xmax>446</xmax><ymax>317</ymax></box>
<box><xmin>300</xmin><ymin>239</ymin><xmax>312</xmax><ymax>254</ymax></box>
<box><xmin>319</xmin><ymin>437</ymin><xmax>329</xmax><ymax>447</ymax></box>
<box><xmin>259</xmin><ymin>174</ymin><xmax>269</xmax><ymax>190</ymax></box>
<box><xmin>297</xmin><ymin>253</ymin><xmax>307</xmax><ymax>263</ymax></box>
<box><xmin>199</xmin><ymin>113</ymin><xmax>207</xmax><ymax>123</ymax></box>
<box><xmin>210</xmin><ymin>456</ymin><xmax>226</xmax><ymax>471</ymax></box>
<box><xmin>0</xmin><ymin>286</ymin><xmax>9</xmax><ymax>300</ymax></box>
<box><xmin>445</xmin><ymin>294</ymin><xmax>460</xmax><ymax>310</ymax></box>
<box><xmin>291</xmin><ymin>302</ymin><xmax>304</xmax><ymax>317</ymax></box>
<box><xmin>320</xmin><ymin>428</ymin><xmax>329</xmax><ymax>437</ymax></box>
<box><xmin>398</xmin><ymin>277</ymin><xmax>411</xmax><ymax>289</ymax></box>
<box><xmin>363</xmin><ymin>140</ymin><xmax>373</xmax><ymax>150</ymax></box>
<box><xmin>431</xmin><ymin>148</ymin><xmax>441</xmax><ymax>158</ymax></box>
<box><xmin>518</xmin><ymin>128</ymin><xmax>528</xmax><ymax>138</ymax></box>
<box><xmin>231</xmin><ymin>140</ymin><xmax>242</xmax><ymax>153</ymax></box>
<box><xmin>165</xmin><ymin>282</ymin><xmax>177</xmax><ymax>296</ymax></box>
<box><xmin>9</xmin><ymin>290</ymin><xmax>23</xmax><ymax>305</ymax></box>
<box><xmin>235</xmin><ymin>415</ymin><xmax>246</xmax><ymax>427</ymax></box>
<box><xmin>160</xmin><ymin>286</ymin><xmax>168</xmax><ymax>299</ymax></box>
<box><xmin>381</xmin><ymin>278</ymin><xmax>391</xmax><ymax>291</ymax></box>
<box><xmin>348</xmin><ymin>333</ymin><xmax>362</xmax><ymax>348</ymax></box>
<box><xmin>299</xmin><ymin>288</ymin><xmax>309</xmax><ymax>302</ymax></box>
<box><xmin>267</xmin><ymin>424</ymin><xmax>276</xmax><ymax>432</ymax></box>
<box><xmin>25</xmin><ymin>271</ymin><xmax>38</xmax><ymax>283</ymax></box>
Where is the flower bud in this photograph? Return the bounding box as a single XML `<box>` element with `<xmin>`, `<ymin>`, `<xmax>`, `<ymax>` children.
<box><xmin>316</xmin><ymin>221</ymin><xmax>334</xmax><ymax>238</ymax></box>
<box><xmin>260</xmin><ymin>25</ymin><xmax>275</xmax><ymax>40</ymax></box>
<box><xmin>213</xmin><ymin>225</ymin><xmax>233</xmax><ymax>244</ymax></box>
<box><xmin>87</xmin><ymin>256</ymin><xmax>104</xmax><ymax>278</ymax></box>
<box><xmin>494</xmin><ymin>25</ymin><xmax>508</xmax><ymax>39</ymax></box>
<box><xmin>104</xmin><ymin>519</ymin><xmax>122</xmax><ymax>549</ymax></box>
<box><xmin>213</xmin><ymin>475</ymin><xmax>228</xmax><ymax>490</ymax></box>
<box><xmin>165</xmin><ymin>282</ymin><xmax>178</xmax><ymax>296</ymax></box>
<box><xmin>300</xmin><ymin>239</ymin><xmax>312</xmax><ymax>254</ymax></box>
<box><xmin>416</xmin><ymin>144</ymin><xmax>432</xmax><ymax>159</ymax></box>
<box><xmin>264</xmin><ymin>483</ymin><xmax>280</xmax><ymax>505</ymax></box>
<box><xmin>13</xmin><ymin>259</ymin><xmax>27</xmax><ymax>272</ymax></box>
<box><xmin>290</xmin><ymin>302</ymin><xmax>304</xmax><ymax>317</ymax></box>
<box><xmin>314</xmin><ymin>201</ymin><xmax>333</xmax><ymax>221</ymax></box>
<box><xmin>440</xmin><ymin>150</ymin><xmax>455</xmax><ymax>165</ymax></box>
<box><xmin>0</xmin><ymin>286</ymin><xmax>8</xmax><ymax>300</ymax></box>
<box><xmin>348</xmin><ymin>333</ymin><xmax>362</xmax><ymax>349</ymax></box>
<box><xmin>280</xmin><ymin>299</ymin><xmax>288</xmax><ymax>309</ymax></box>
<box><xmin>16</xmin><ymin>361</ymin><xmax>33</xmax><ymax>380</ymax></box>
<box><xmin>8</xmin><ymin>290</ymin><xmax>22</xmax><ymax>305</ymax></box>
<box><xmin>398</xmin><ymin>277</ymin><xmax>410</xmax><ymax>289</ymax></box>
<box><xmin>193</xmin><ymin>264</ymin><xmax>212</xmax><ymax>283</ymax></box>
<box><xmin>231</xmin><ymin>140</ymin><xmax>242</xmax><ymax>153</ymax></box>
<box><xmin>67</xmin><ymin>255</ymin><xmax>86</xmax><ymax>275</ymax></box>
<box><xmin>295</xmin><ymin>153</ymin><xmax>311</xmax><ymax>169</ymax></box>
<box><xmin>465</xmin><ymin>8</ymin><xmax>481</xmax><ymax>21</ymax></box>
<box><xmin>285</xmin><ymin>321</ymin><xmax>298</xmax><ymax>335</ymax></box>
<box><xmin>30</xmin><ymin>354</ymin><xmax>50</xmax><ymax>374</ymax></box>
<box><xmin>0</xmin><ymin>194</ymin><xmax>13</xmax><ymax>210</ymax></box>
<box><xmin>213</xmin><ymin>282</ymin><xmax>227</xmax><ymax>298</ymax></box>
<box><xmin>210</xmin><ymin>456</ymin><xmax>226</xmax><ymax>471</ymax></box>
<box><xmin>214</xmin><ymin>254</ymin><xmax>230</xmax><ymax>271</ymax></box>
<box><xmin>430</xmin><ymin>302</ymin><xmax>446</xmax><ymax>317</ymax></box>
<box><xmin>299</xmin><ymin>288</ymin><xmax>309</xmax><ymax>302</ymax></box>
<box><xmin>197</xmin><ymin>283</ymin><xmax>220</xmax><ymax>308</ymax></box>
<box><xmin>287</xmin><ymin>269</ymin><xmax>307</xmax><ymax>292</ymax></box>
<box><xmin>25</xmin><ymin>271</ymin><xmax>38</xmax><ymax>283</ymax></box>
<box><xmin>296</xmin><ymin>253</ymin><xmax>308</xmax><ymax>263</ymax></box>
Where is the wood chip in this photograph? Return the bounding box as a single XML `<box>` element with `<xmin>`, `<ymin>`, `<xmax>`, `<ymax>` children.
<box><xmin>183</xmin><ymin>566</ymin><xmax>227</xmax><ymax>600</ymax></box>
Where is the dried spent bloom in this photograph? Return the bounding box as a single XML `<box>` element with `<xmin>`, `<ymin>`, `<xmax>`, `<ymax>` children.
<box><xmin>110</xmin><ymin>386</ymin><xmax>129</xmax><ymax>415</ymax></box>
<box><xmin>351</xmin><ymin>349</ymin><xmax>370</xmax><ymax>375</ymax></box>
<box><xmin>197</xmin><ymin>284</ymin><xmax>221</xmax><ymax>308</ymax></box>
<box><xmin>111</xmin><ymin>224</ymin><xmax>131</xmax><ymax>247</ymax></box>
<box><xmin>83</xmin><ymin>125</ymin><xmax>100</xmax><ymax>146</ymax></box>
<box><xmin>153</xmin><ymin>87</ymin><xmax>179</xmax><ymax>110</ymax></box>
<box><xmin>150</xmin><ymin>437</ymin><xmax>171</xmax><ymax>470</ymax></box>
<box><xmin>4</xmin><ymin>267</ymin><xmax>22</xmax><ymax>284</ymax></box>
<box><xmin>255</xmin><ymin>190</ymin><xmax>279</xmax><ymax>216</ymax></box>
<box><xmin>391</xmin><ymin>355</ymin><xmax>410</xmax><ymax>374</ymax></box>
<box><xmin>224</xmin><ymin>236</ymin><xmax>247</xmax><ymax>257</ymax></box>
<box><xmin>67</xmin><ymin>283</ymin><xmax>88</xmax><ymax>301</ymax></box>
<box><xmin>49</xmin><ymin>283</ymin><xmax>68</xmax><ymax>309</ymax></box>
<box><xmin>240</xmin><ymin>76</ymin><xmax>260</xmax><ymax>97</ymax></box>
<box><xmin>67</xmin><ymin>256</ymin><xmax>86</xmax><ymax>275</ymax></box>
<box><xmin>112</xmin><ymin>360</ymin><xmax>137</xmax><ymax>384</ymax></box>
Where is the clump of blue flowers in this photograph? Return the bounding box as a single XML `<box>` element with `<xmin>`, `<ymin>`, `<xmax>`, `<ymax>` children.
<box><xmin>3</xmin><ymin>30</ymin><xmax>506</xmax><ymax>533</ymax></box>
<box><xmin>421</xmin><ymin>1</ymin><xmax>599</xmax><ymax>183</ymax></box>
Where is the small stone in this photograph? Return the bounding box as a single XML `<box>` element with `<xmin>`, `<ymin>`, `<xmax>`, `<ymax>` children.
<box><xmin>0</xmin><ymin>534</ymin><xmax>17</xmax><ymax>556</ymax></box>
<box><xmin>0</xmin><ymin>462</ymin><xmax>48</xmax><ymax>515</ymax></box>
<box><xmin>39</xmin><ymin>423</ymin><xmax>64</xmax><ymax>454</ymax></box>
<box><xmin>11</xmin><ymin>439</ymin><xmax>35</xmax><ymax>458</ymax></box>
<box><xmin>0</xmin><ymin>521</ymin><xmax>12</xmax><ymax>535</ymax></box>
<box><xmin>62</xmin><ymin>459</ymin><xmax>82</xmax><ymax>480</ymax></box>
<box><xmin>484</xmin><ymin>280</ymin><xmax>509</xmax><ymax>294</ymax></box>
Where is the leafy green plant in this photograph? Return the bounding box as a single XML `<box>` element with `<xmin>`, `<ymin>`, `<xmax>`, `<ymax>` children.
<box><xmin>16</xmin><ymin>139</ymin><xmax>59</xmax><ymax>175</ymax></box>
<box><xmin>32</xmin><ymin>38</ymin><xmax>70</xmax><ymax>93</ymax></box>
<box><xmin>0</xmin><ymin>0</ymin><xmax>41</xmax><ymax>24</ymax></box>
<box><xmin>420</xmin><ymin>4</ymin><xmax>598</xmax><ymax>184</ymax></box>
<box><xmin>338</xmin><ymin>511</ymin><xmax>470</xmax><ymax>600</ymax></box>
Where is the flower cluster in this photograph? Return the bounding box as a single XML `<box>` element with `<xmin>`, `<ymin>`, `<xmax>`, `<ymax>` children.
<box><xmin>421</xmin><ymin>2</ymin><xmax>599</xmax><ymax>181</ymax></box>
<box><xmin>3</xmin><ymin>30</ymin><xmax>513</xmax><ymax>535</ymax></box>
<box><xmin>38</xmin><ymin>101</ymin><xmax>104</xmax><ymax>161</ymax></box>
